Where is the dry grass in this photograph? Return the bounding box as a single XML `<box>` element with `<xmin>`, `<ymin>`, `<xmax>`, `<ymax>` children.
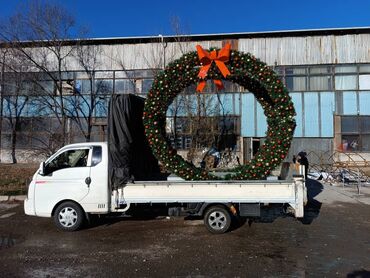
<box><xmin>0</xmin><ymin>164</ymin><xmax>38</xmax><ymax>195</ymax></box>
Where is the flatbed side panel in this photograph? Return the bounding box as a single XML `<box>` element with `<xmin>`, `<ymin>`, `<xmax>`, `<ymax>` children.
<box><xmin>122</xmin><ymin>182</ymin><xmax>296</xmax><ymax>204</ymax></box>
<box><xmin>289</xmin><ymin>179</ymin><xmax>305</xmax><ymax>218</ymax></box>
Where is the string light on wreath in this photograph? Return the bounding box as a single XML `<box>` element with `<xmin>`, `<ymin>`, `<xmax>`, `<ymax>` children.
<box><xmin>143</xmin><ymin>43</ymin><xmax>296</xmax><ymax>181</ymax></box>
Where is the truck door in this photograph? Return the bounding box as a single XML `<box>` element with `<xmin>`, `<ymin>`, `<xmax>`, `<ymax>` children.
<box><xmin>78</xmin><ymin>145</ymin><xmax>108</xmax><ymax>210</ymax></box>
<box><xmin>34</xmin><ymin>147</ymin><xmax>91</xmax><ymax>216</ymax></box>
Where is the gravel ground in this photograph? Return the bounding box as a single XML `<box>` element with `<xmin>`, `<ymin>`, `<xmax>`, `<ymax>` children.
<box><xmin>0</xmin><ymin>180</ymin><xmax>370</xmax><ymax>277</ymax></box>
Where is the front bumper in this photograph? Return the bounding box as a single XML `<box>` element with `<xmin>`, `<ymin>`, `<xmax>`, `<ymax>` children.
<box><xmin>24</xmin><ymin>198</ymin><xmax>35</xmax><ymax>216</ymax></box>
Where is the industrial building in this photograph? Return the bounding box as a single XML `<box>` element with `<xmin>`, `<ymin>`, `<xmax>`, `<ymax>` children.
<box><xmin>1</xmin><ymin>27</ymin><xmax>370</xmax><ymax>164</ymax></box>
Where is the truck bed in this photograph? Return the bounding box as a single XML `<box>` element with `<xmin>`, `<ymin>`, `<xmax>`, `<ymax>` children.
<box><xmin>117</xmin><ymin>178</ymin><xmax>306</xmax><ymax>217</ymax></box>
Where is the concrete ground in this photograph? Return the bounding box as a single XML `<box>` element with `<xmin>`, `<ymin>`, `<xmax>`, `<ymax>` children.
<box><xmin>318</xmin><ymin>182</ymin><xmax>370</xmax><ymax>206</ymax></box>
<box><xmin>0</xmin><ymin>180</ymin><xmax>370</xmax><ymax>277</ymax></box>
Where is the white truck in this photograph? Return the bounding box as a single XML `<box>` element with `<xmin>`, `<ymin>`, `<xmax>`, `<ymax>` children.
<box><xmin>24</xmin><ymin>141</ymin><xmax>306</xmax><ymax>234</ymax></box>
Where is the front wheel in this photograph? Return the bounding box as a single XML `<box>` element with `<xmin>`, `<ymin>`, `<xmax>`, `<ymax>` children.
<box><xmin>53</xmin><ymin>201</ymin><xmax>85</xmax><ymax>231</ymax></box>
<box><xmin>204</xmin><ymin>205</ymin><xmax>232</xmax><ymax>234</ymax></box>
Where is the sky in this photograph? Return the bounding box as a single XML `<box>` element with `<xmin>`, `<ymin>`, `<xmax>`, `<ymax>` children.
<box><xmin>1</xmin><ymin>0</ymin><xmax>370</xmax><ymax>38</ymax></box>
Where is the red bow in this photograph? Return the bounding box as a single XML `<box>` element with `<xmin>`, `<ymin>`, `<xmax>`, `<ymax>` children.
<box><xmin>196</xmin><ymin>43</ymin><xmax>231</xmax><ymax>92</ymax></box>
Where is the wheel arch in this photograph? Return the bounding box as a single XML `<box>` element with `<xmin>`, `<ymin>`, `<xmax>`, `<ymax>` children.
<box><xmin>51</xmin><ymin>199</ymin><xmax>85</xmax><ymax>217</ymax></box>
<box><xmin>199</xmin><ymin>203</ymin><xmax>232</xmax><ymax>217</ymax></box>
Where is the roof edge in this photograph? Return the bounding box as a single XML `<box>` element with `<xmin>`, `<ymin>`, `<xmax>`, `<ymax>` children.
<box><xmin>2</xmin><ymin>26</ymin><xmax>370</xmax><ymax>47</ymax></box>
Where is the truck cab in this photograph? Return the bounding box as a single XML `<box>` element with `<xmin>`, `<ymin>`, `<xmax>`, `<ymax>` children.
<box><xmin>24</xmin><ymin>142</ymin><xmax>110</xmax><ymax>229</ymax></box>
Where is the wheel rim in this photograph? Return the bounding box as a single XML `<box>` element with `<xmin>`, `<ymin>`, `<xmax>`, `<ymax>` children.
<box><xmin>208</xmin><ymin>211</ymin><xmax>227</xmax><ymax>231</ymax></box>
<box><xmin>58</xmin><ymin>207</ymin><xmax>78</xmax><ymax>228</ymax></box>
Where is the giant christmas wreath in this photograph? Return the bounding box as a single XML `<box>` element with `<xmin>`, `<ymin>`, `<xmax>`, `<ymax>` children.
<box><xmin>143</xmin><ymin>43</ymin><xmax>296</xmax><ymax>180</ymax></box>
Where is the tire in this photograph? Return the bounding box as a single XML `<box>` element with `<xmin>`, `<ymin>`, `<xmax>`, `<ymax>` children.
<box><xmin>53</xmin><ymin>201</ymin><xmax>85</xmax><ymax>231</ymax></box>
<box><xmin>204</xmin><ymin>205</ymin><xmax>232</xmax><ymax>234</ymax></box>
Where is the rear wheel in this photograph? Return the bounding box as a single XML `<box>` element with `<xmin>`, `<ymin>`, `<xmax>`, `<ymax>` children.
<box><xmin>53</xmin><ymin>201</ymin><xmax>85</xmax><ymax>231</ymax></box>
<box><xmin>204</xmin><ymin>205</ymin><xmax>232</xmax><ymax>234</ymax></box>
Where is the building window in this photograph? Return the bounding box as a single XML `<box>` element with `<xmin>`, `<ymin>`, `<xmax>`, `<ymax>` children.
<box><xmin>115</xmin><ymin>79</ymin><xmax>135</xmax><ymax>94</ymax></box>
<box><xmin>335</xmin><ymin>65</ymin><xmax>357</xmax><ymax>73</ymax></box>
<box><xmin>359</xmin><ymin>75</ymin><xmax>370</xmax><ymax>90</ymax></box>
<box><xmin>309</xmin><ymin>76</ymin><xmax>332</xmax><ymax>91</ymax></box>
<box><xmin>285</xmin><ymin>76</ymin><xmax>306</xmax><ymax>91</ymax></box>
<box><xmin>95</xmin><ymin>80</ymin><xmax>113</xmax><ymax>94</ymax></box>
<box><xmin>310</xmin><ymin>66</ymin><xmax>332</xmax><ymax>74</ymax></box>
<box><xmin>341</xmin><ymin>116</ymin><xmax>370</xmax><ymax>152</ymax></box>
<box><xmin>359</xmin><ymin>65</ymin><xmax>370</xmax><ymax>73</ymax></box>
<box><xmin>335</xmin><ymin>75</ymin><xmax>357</xmax><ymax>90</ymax></box>
<box><xmin>141</xmin><ymin>79</ymin><xmax>154</xmax><ymax>94</ymax></box>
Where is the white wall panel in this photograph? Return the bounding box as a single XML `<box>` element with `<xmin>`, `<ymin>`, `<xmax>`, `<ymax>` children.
<box><xmin>110</xmin><ymin>43</ymin><xmax>163</xmax><ymax>70</ymax></box>
<box><xmin>109</xmin><ymin>40</ymin><xmax>222</xmax><ymax>70</ymax></box>
<box><xmin>306</xmin><ymin>36</ymin><xmax>335</xmax><ymax>64</ymax></box>
<box><xmin>264</xmin><ymin>38</ymin><xmax>281</xmax><ymax>66</ymax></box>
<box><xmin>335</xmin><ymin>35</ymin><xmax>356</xmax><ymax>64</ymax></box>
<box><xmin>238</xmin><ymin>38</ymin><xmax>266</xmax><ymax>61</ymax></box>
<box><xmin>281</xmin><ymin>37</ymin><xmax>307</xmax><ymax>65</ymax></box>
<box><xmin>165</xmin><ymin>40</ymin><xmax>223</xmax><ymax>62</ymax></box>
<box><xmin>354</xmin><ymin>34</ymin><xmax>370</xmax><ymax>63</ymax></box>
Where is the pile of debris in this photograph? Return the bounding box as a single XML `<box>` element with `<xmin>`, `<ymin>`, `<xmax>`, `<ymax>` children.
<box><xmin>306</xmin><ymin>150</ymin><xmax>370</xmax><ymax>187</ymax></box>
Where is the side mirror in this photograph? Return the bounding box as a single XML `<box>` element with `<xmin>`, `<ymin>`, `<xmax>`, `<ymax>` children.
<box><xmin>39</xmin><ymin>161</ymin><xmax>46</xmax><ymax>176</ymax></box>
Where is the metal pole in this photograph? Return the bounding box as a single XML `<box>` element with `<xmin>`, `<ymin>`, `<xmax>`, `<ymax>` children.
<box><xmin>0</xmin><ymin>50</ymin><xmax>6</xmax><ymax>163</ymax></box>
<box><xmin>158</xmin><ymin>34</ymin><xmax>166</xmax><ymax>69</ymax></box>
<box><xmin>357</xmin><ymin>168</ymin><xmax>361</xmax><ymax>195</ymax></box>
<box><xmin>342</xmin><ymin>169</ymin><xmax>345</xmax><ymax>188</ymax></box>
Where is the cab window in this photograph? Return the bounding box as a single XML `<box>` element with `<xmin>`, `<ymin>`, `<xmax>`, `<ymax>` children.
<box><xmin>91</xmin><ymin>146</ymin><xmax>102</xmax><ymax>166</ymax></box>
<box><xmin>45</xmin><ymin>149</ymin><xmax>90</xmax><ymax>174</ymax></box>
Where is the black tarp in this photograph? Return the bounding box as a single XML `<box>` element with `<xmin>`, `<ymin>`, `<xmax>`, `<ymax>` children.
<box><xmin>108</xmin><ymin>94</ymin><xmax>160</xmax><ymax>188</ymax></box>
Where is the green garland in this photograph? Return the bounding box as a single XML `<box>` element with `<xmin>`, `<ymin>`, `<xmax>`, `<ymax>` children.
<box><xmin>143</xmin><ymin>47</ymin><xmax>296</xmax><ymax>180</ymax></box>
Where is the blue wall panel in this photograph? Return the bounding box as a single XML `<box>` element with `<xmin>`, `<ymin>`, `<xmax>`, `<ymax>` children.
<box><xmin>256</xmin><ymin>101</ymin><xmax>267</xmax><ymax>137</ymax></box>
<box><xmin>343</xmin><ymin>91</ymin><xmax>357</xmax><ymax>115</ymax></box>
<box><xmin>320</xmin><ymin>92</ymin><xmax>335</xmax><ymax>137</ymax></box>
<box><xmin>290</xmin><ymin>93</ymin><xmax>303</xmax><ymax>137</ymax></box>
<box><xmin>241</xmin><ymin>93</ymin><xmax>255</xmax><ymax>137</ymax></box>
<box><xmin>359</xmin><ymin>92</ymin><xmax>370</xmax><ymax>115</ymax></box>
<box><xmin>205</xmin><ymin>94</ymin><xmax>219</xmax><ymax>116</ymax></box>
<box><xmin>219</xmin><ymin>94</ymin><xmax>234</xmax><ymax>115</ymax></box>
<box><xmin>304</xmin><ymin>92</ymin><xmax>319</xmax><ymax>137</ymax></box>
<box><xmin>234</xmin><ymin>93</ymin><xmax>241</xmax><ymax>115</ymax></box>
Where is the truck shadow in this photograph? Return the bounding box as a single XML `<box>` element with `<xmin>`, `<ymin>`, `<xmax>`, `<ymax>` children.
<box><xmin>245</xmin><ymin>179</ymin><xmax>323</xmax><ymax>228</ymax></box>
<box><xmin>87</xmin><ymin>208</ymin><xmax>168</xmax><ymax>229</ymax></box>
<box><xmin>299</xmin><ymin>178</ymin><xmax>323</xmax><ymax>225</ymax></box>
<box><xmin>347</xmin><ymin>269</ymin><xmax>370</xmax><ymax>278</ymax></box>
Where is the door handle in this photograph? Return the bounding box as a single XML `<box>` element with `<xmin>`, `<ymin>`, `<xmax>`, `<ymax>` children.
<box><xmin>85</xmin><ymin>177</ymin><xmax>91</xmax><ymax>186</ymax></box>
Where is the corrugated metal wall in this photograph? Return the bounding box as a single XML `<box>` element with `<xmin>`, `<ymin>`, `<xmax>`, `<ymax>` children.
<box><xmin>80</xmin><ymin>34</ymin><xmax>370</xmax><ymax>70</ymax></box>
<box><xmin>43</xmin><ymin>33</ymin><xmax>370</xmax><ymax>71</ymax></box>
<box><xmin>239</xmin><ymin>34</ymin><xmax>370</xmax><ymax>66</ymax></box>
<box><xmin>7</xmin><ymin>32</ymin><xmax>370</xmax><ymax>72</ymax></box>
<box><xmin>94</xmin><ymin>40</ymin><xmax>223</xmax><ymax>70</ymax></box>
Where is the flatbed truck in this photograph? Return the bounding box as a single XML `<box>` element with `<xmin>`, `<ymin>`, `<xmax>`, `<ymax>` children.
<box><xmin>24</xmin><ymin>142</ymin><xmax>306</xmax><ymax>234</ymax></box>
